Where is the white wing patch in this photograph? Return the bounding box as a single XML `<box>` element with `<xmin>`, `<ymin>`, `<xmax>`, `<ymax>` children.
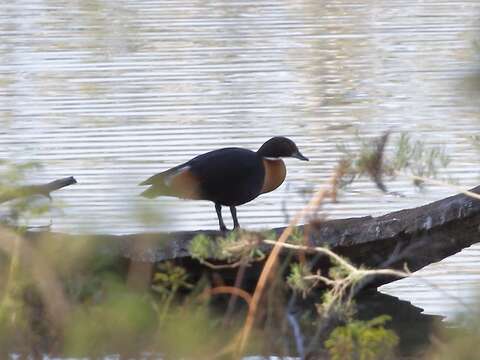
<box><xmin>164</xmin><ymin>165</ymin><xmax>191</xmax><ymax>186</ymax></box>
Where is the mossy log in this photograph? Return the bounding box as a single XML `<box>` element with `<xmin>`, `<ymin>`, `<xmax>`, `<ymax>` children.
<box><xmin>24</xmin><ymin>185</ymin><xmax>480</xmax><ymax>288</ymax></box>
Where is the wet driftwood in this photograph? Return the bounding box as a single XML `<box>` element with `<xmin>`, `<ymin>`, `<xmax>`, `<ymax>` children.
<box><xmin>24</xmin><ymin>185</ymin><xmax>480</xmax><ymax>288</ymax></box>
<box><xmin>0</xmin><ymin>176</ymin><xmax>77</xmax><ymax>203</ymax></box>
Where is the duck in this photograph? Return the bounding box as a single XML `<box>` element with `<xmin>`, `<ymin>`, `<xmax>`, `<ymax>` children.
<box><xmin>139</xmin><ymin>136</ymin><xmax>308</xmax><ymax>231</ymax></box>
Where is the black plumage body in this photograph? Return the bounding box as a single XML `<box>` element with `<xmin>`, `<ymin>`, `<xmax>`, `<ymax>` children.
<box><xmin>140</xmin><ymin>136</ymin><xmax>308</xmax><ymax>231</ymax></box>
<box><xmin>189</xmin><ymin>148</ymin><xmax>265</xmax><ymax>206</ymax></box>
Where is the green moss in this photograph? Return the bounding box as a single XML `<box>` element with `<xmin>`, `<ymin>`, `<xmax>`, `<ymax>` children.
<box><xmin>189</xmin><ymin>231</ymin><xmax>264</xmax><ymax>266</ymax></box>
<box><xmin>189</xmin><ymin>234</ymin><xmax>219</xmax><ymax>260</ymax></box>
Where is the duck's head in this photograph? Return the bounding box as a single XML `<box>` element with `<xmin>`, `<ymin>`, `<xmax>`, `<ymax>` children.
<box><xmin>257</xmin><ymin>137</ymin><xmax>309</xmax><ymax>161</ymax></box>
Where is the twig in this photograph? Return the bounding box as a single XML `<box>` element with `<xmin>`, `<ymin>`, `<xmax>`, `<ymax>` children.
<box><xmin>262</xmin><ymin>238</ymin><xmax>409</xmax><ymax>316</ymax></box>
<box><xmin>203</xmin><ymin>286</ymin><xmax>252</xmax><ymax>307</ymax></box>
<box><xmin>197</xmin><ymin>259</ymin><xmax>247</xmax><ymax>269</ymax></box>
<box><xmin>198</xmin><ymin>251</ymin><xmax>264</xmax><ymax>270</ymax></box>
<box><xmin>262</xmin><ymin>239</ymin><xmax>358</xmax><ymax>273</ymax></box>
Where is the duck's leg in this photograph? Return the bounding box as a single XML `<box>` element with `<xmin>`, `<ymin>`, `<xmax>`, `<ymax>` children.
<box><xmin>215</xmin><ymin>202</ymin><xmax>227</xmax><ymax>232</ymax></box>
<box><xmin>230</xmin><ymin>206</ymin><xmax>240</xmax><ymax>229</ymax></box>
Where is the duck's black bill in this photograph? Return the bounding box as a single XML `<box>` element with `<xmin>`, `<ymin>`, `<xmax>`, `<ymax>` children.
<box><xmin>293</xmin><ymin>151</ymin><xmax>309</xmax><ymax>161</ymax></box>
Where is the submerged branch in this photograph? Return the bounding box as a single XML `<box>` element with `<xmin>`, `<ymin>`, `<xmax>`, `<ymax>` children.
<box><xmin>0</xmin><ymin>176</ymin><xmax>77</xmax><ymax>204</ymax></box>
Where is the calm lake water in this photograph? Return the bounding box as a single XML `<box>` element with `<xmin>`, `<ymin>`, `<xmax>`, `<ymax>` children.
<box><xmin>1</xmin><ymin>0</ymin><xmax>480</xmax><ymax>323</ymax></box>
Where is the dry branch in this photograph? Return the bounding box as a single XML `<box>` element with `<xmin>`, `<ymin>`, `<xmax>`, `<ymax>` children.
<box><xmin>0</xmin><ymin>176</ymin><xmax>77</xmax><ymax>203</ymax></box>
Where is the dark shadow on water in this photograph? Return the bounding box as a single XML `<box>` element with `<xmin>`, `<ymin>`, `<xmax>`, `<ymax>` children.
<box><xmin>355</xmin><ymin>290</ymin><xmax>443</xmax><ymax>357</ymax></box>
<box><xmin>283</xmin><ymin>289</ymin><xmax>443</xmax><ymax>358</ymax></box>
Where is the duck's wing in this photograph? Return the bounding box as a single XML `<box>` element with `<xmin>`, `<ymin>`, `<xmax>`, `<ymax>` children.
<box><xmin>139</xmin><ymin>147</ymin><xmax>236</xmax><ymax>188</ymax></box>
<box><xmin>139</xmin><ymin>163</ymin><xmax>189</xmax><ymax>186</ymax></box>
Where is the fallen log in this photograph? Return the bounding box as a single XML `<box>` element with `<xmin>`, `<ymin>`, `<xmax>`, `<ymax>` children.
<box><xmin>23</xmin><ymin>184</ymin><xmax>480</xmax><ymax>288</ymax></box>
<box><xmin>0</xmin><ymin>176</ymin><xmax>77</xmax><ymax>203</ymax></box>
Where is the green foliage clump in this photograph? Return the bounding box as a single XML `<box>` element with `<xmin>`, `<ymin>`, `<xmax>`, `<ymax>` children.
<box><xmin>287</xmin><ymin>263</ymin><xmax>315</xmax><ymax>297</ymax></box>
<box><xmin>189</xmin><ymin>231</ymin><xmax>264</xmax><ymax>266</ymax></box>
<box><xmin>217</xmin><ymin>230</ymin><xmax>264</xmax><ymax>261</ymax></box>
<box><xmin>152</xmin><ymin>261</ymin><xmax>192</xmax><ymax>298</ymax></box>
<box><xmin>328</xmin><ymin>263</ymin><xmax>351</xmax><ymax>280</ymax></box>
<box><xmin>151</xmin><ymin>261</ymin><xmax>193</xmax><ymax>323</ymax></box>
<box><xmin>190</xmin><ymin>234</ymin><xmax>222</xmax><ymax>260</ymax></box>
<box><xmin>325</xmin><ymin>315</ymin><xmax>398</xmax><ymax>360</ymax></box>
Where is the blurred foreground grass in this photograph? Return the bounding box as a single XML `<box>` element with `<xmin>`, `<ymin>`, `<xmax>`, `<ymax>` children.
<box><xmin>0</xmin><ymin>229</ymin><xmax>245</xmax><ymax>358</ymax></box>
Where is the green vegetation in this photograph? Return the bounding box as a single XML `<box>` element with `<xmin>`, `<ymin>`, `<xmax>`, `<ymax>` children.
<box><xmin>0</xmin><ymin>233</ymin><xmax>244</xmax><ymax>358</ymax></box>
<box><xmin>190</xmin><ymin>230</ymin><xmax>265</xmax><ymax>268</ymax></box>
<box><xmin>287</xmin><ymin>262</ymin><xmax>315</xmax><ymax>297</ymax></box>
<box><xmin>64</xmin><ymin>279</ymin><xmax>157</xmax><ymax>356</ymax></box>
<box><xmin>325</xmin><ymin>315</ymin><xmax>398</xmax><ymax>360</ymax></box>
<box><xmin>0</xmin><ymin>160</ymin><xmax>52</xmax><ymax>227</ymax></box>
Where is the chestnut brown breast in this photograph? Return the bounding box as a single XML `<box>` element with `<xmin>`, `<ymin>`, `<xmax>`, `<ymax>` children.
<box><xmin>261</xmin><ymin>159</ymin><xmax>286</xmax><ymax>194</ymax></box>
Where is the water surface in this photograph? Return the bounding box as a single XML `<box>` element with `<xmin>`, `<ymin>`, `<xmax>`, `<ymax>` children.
<box><xmin>1</xmin><ymin>0</ymin><xmax>480</xmax><ymax>319</ymax></box>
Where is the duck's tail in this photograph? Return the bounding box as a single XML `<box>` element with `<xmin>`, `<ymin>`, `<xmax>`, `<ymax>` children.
<box><xmin>140</xmin><ymin>186</ymin><xmax>163</xmax><ymax>199</ymax></box>
<box><xmin>139</xmin><ymin>168</ymin><xmax>177</xmax><ymax>198</ymax></box>
<box><xmin>139</xmin><ymin>165</ymin><xmax>200</xmax><ymax>200</ymax></box>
